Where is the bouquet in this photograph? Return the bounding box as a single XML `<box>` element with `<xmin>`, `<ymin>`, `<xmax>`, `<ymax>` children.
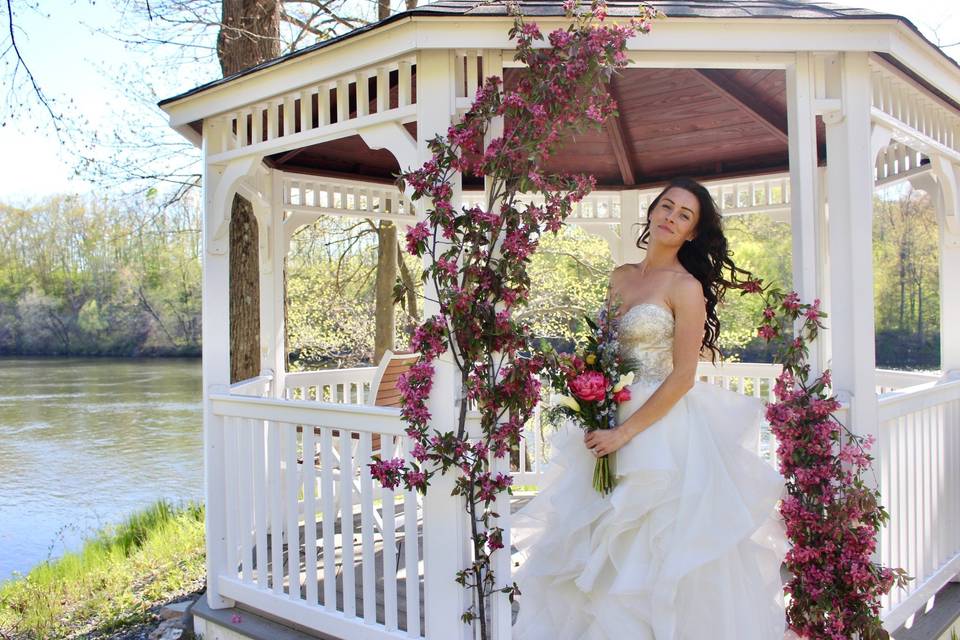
<box><xmin>541</xmin><ymin>304</ymin><xmax>635</xmax><ymax>494</ymax></box>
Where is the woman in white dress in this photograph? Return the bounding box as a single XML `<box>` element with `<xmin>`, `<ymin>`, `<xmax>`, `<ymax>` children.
<box><xmin>512</xmin><ymin>177</ymin><xmax>788</xmax><ymax>640</ymax></box>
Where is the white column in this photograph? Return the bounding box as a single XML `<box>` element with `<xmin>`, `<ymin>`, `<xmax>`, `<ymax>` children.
<box><xmin>822</xmin><ymin>52</ymin><xmax>880</xmax><ymax>458</ymax></box>
<box><xmin>416</xmin><ymin>48</ymin><xmax>473</xmax><ymax>640</ymax></box>
<box><xmin>787</xmin><ymin>53</ymin><xmax>827</xmax><ymax>376</ymax></box>
<box><xmin>618</xmin><ymin>189</ymin><xmax>644</xmax><ymax>266</ymax></box>
<box><xmin>200</xmin><ymin>118</ymin><xmax>236</xmax><ymax>610</ymax></box>
<box><xmin>932</xmin><ymin>159</ymin><xmax>960</xmax><ymax>374</ymax></box>
<box><xmin>268</xmin><ymin>171</ymin><xmax>287</xmax><ymax>396</ymax></box>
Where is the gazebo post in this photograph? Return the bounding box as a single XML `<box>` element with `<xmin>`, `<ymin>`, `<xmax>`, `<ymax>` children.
<box><xmin>200</xmin><ymin>118</ymin><xmax>250</xmax><ymax>610</ymax></box>
<box><xmin>264</xmin><ymin>170</ymin><xmax>287</xmax><ymax>397</ymax></box>
<box><xmin>821</xmin><ymin>52</ymin><xmax>882</xmax><ymax>470</ymax></box>
<box><xmin>619</xmin><ymin>189</ymin><xmax>644</xmax><ymax>265</ymax></box>
<box><xmin>930</xmin><ymin>158</ymin><xmax>960</xmax><ymax>375</ymax></box>
<box><xmin>787</xmin><ymin>53</ymin><xmax>828</xmax><ymax>376</ymax></box>
<box><xmin>416</xmin><ymin>48</ymin><xmax>473</xmax><ymax>640</ymax></box>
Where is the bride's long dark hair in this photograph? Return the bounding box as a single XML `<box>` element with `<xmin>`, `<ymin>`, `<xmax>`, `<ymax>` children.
<box><xmin>635</xmin><ymin>177</ymin><xmax>752</xmax><ymax>362</ymax></box>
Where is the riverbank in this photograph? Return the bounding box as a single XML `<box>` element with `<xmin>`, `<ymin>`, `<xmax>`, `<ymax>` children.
<box><xmin>0</xmin><ymin>501</ymin><xmax>206</xmax><ymax>639</ymax></box>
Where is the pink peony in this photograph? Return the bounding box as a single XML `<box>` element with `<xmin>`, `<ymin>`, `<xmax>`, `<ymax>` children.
<box><xmin>569</xmin><ymin>371</ymin><xmax>607</xmax><ymax>402</ymax></box>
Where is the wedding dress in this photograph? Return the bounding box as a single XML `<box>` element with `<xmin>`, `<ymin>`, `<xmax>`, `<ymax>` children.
<box><xmin>512</xmin><ymin>303</ymin><xmax>788</xmax><ymax>640</ymax></box>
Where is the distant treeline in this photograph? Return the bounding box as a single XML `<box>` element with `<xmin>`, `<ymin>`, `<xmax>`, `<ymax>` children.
<box><xmin>0</xmin><ymin>195</ymin><xmax>202</xmax><ymax>357</ymax></box>
<box><xmin>0</xmin><ymin>190</ymin><xmax>943</xmax><ymax>369</ymax></box>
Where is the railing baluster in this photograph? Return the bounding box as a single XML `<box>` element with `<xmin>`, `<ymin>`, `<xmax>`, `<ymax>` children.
<box><xmin>303</xmin><ymin>425</ymin><xmax>320</xmax><ymax>605</ymax></box>
<box><xmin>225</xmin><ymin>416</ymin><xmax>240</xmax><ymax>580</ymax></box>
<box><xmin>382</xmin><ymin>432</ymin><xmax>399</xmax><ymax>630</ymax></box>
<box><xmin>284</xmin><ymin>422</ymin><xmax>302</xmax><ymax>600</ymax></box>
<box><xmin>253</xmin><ymin>417</ymin><xmax>269</xmax><ymax>588</ymax></box>
<box><xmin>340</xmin><ymin>429</ymin><xmax>357</xmax><ymax>617</ymax></box>
<box><xmin>359</xmin><ymin>431</ymin><xmax>377</xmax><ymax>623</ymax></box>
<box><xmin>401</xmin><ymin>437</ymin><xmax>421</xmax><ymax>637</ymax></box>
<box><xmin>237</xmin><ymin>416</ymin><xmax>254</xmax><ymax>583</ymax></box>
<box><xmin>320</xmin><ymin>428</ymin><xmax>337</xmax><ymax>609</ymax></box>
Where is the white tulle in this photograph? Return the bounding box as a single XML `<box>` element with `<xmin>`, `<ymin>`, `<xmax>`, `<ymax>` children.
<box><xmin>511</xmin><ymin>378</ymin><xmax>789</xmax><ymax>639</ymax></box>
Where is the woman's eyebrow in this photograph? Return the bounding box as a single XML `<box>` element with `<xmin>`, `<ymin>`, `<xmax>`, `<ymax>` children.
<box><xmin>662</xmin><ymin>197</ymin><xmax>694</xmax><ymax>214</ymax></box>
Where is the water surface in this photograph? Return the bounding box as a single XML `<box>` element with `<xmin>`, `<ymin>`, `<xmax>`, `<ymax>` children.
<box><xmin>0</xmin><ymin>358</ymin><xmax>203</xmax><ymax>583</ymax></box>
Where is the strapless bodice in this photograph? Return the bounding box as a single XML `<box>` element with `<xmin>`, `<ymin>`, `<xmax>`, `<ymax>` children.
<box><xmin>618</xmin><ymin>303</ymin><xmax>675</xmax><ymax>385</ymax></box>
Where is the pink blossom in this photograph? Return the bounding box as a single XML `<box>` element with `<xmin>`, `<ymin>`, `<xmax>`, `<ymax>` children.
<box><xmin>569</xmin><ymin>371</ymin><xmax>607</xmax><ymax>402</ymax></box>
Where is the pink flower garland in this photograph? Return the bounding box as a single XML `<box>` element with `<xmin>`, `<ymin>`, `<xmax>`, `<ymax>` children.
<box><xmin>742</xmin><ymin>281</ymin><xmax>910</xmax><ymax>639</ymax></box>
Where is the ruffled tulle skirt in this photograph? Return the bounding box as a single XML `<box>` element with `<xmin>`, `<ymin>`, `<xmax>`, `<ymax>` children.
<box><xmin>511</xmin><ymin>381</ymin><xmax>789</xmax><ymax>640</ymax></box>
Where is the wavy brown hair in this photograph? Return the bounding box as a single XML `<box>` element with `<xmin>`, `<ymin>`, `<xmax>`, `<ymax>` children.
<box><xmin>635</xmin><ymin>177</ymin><xmax>752</xmax><ymax>362</ymax></box>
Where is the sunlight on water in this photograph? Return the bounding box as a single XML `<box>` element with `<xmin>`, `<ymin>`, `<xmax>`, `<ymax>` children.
<box><xmin>0</xmin><ymin>358</ymin><xmax>203</xmax><ymax>583</ymax></box>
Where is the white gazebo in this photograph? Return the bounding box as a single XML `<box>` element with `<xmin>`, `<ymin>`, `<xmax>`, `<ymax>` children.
<box><xmin>160</xmin><ymin>1</ymin><xmax>960</xmax><ymax>637</ymax></box>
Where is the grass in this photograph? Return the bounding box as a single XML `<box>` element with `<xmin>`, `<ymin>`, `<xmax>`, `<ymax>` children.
<box><xmin>0</xmin><ymin>500</ymin><xmax>206</xmax><ymax>640</ymax></box>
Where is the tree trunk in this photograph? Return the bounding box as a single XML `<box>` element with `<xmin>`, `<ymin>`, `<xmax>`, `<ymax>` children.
<box><xmin>218</xmin><ymin>0</ymin><xmax>281</xmax><ymax>383</ymax></box>
<box><xmin>397</xmin><ymin>243</ymin><xmax>418</xmax><ymax>320</ymax></box>
<box><xmin>374</xmin><ymin>221</ymin><xmax>398</xmax><ymax>363</ymax></box>
<box><xmin>378</xmin><ymin>0</ymin><xmax>390</xmax><ymax>20</ymax></box>
<box><xmin>405</xmin><ymin>0</ymin><xmax>419</xmax><ymax>10</ymax></box>
<box><xmin>229</xmin><ymin>195</ymin><xmax>261</xmax><ymax>383</ymax></box>
<box><xmin>218</xmin><ymin>0</ymin><xmax>281</xmax><ymax>77</ymax></box>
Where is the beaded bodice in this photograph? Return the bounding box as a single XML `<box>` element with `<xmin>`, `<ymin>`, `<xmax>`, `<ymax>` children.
<box><xmin>618</xmin><ymin>303</ymin><xmax>675</xmax><ymax>385</ymax></box>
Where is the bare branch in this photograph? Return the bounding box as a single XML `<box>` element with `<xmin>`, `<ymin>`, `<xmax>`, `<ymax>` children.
<box><xmin>4</xmin><ymin>0</ymin><xmax>60</xmax><ymax>132</ymax></box>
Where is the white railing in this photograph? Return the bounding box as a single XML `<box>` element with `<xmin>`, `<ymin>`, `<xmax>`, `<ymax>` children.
<box><xmin>214</xmin><ymin>364</ymin><xmax>958</xmax><ymax>638</ymax></box>
<box><xmin>230</xmin><ymin>373</ymin><xmax>274</xmax><ymax>397</ymax></box>
<box><xmin>875</xmin><ymin>368</ymin><xmax>940</xmax><ymax>396</ymax></box>
<box><xmin>639</xmin><ymin>173</ymin><xmax>792</xmax><ymax>219</ymax></box>
<box><xmin>878</xmin><ymin>376</ymin><xmax>960</xmax><ymax>631</ymax></box>
<box><xmin>282</xmin><ymin>174</ymin><xmax>414</xmax><ymax>225</ymax></box>
<box><xmin>284</xmin><ymin>366</ymin><xmax>378</xmax><ymax>404</ymax></box>
<box><xmin>870</xmin><ymin>58</ymin><xmax>960</xmax><ymax>159</ymax></box>
<box><xmin>209</xmin><ymin>54</ymin><xmax>418</xmax><ymax>163</ymax></box>
<box><xmin>211</xmin><ymin>392</ymin><xmax>424</xmax><ymax>639</ymax></box>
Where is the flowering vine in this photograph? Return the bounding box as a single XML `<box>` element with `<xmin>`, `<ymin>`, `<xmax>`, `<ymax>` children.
<box><xmin>740</xmin><ymin>279</ymin><xmax>910</xmax><ymax>640</ymax></box>
<box><xmin>368</xmin><ymin>3</ymin><xmax>657</xmax><ymax>637</ymax></box>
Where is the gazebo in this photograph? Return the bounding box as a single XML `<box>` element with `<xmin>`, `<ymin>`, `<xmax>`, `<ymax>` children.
<box><xmin>159</xmin><ymin>1</ymin><xmax>960</xmax><ymax>638</ymax></box>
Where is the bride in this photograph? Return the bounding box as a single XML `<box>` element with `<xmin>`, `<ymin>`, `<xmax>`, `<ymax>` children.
<box><xmin>512</xmin><ymin>177</ymin><xmax>788</xmax><ymax>639</ymax></box>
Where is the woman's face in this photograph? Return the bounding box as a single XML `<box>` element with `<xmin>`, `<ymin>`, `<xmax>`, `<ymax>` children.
<box><xmin>647</xmin><ymin>187</ymin><xmax>700</xmax><ymax>248</ymax></box>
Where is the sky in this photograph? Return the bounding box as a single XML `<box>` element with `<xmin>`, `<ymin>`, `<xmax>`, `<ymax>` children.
<box><xmin>1</xmin><ymin>0</ymin><xmax>958</xmax><ymax>204</ymax></box>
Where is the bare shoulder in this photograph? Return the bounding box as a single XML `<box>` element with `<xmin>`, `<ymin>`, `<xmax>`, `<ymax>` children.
<box><xmin>667</xmin><ymin>272</ymin><xmax>705</xmax><ymax>312</ymax></box>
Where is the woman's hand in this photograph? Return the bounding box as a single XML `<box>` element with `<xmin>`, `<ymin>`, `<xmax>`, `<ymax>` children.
<box><xmin>584</xmin><ymin>428</ymin><xmax>630</xmax><ymax>457</ymax></box>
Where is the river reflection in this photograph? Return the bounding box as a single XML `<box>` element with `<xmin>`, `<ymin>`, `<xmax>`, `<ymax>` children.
<box><xmin>0</xmin><ymin>358</ymin><xmax>203</xmax><ymax>583</ymax></box>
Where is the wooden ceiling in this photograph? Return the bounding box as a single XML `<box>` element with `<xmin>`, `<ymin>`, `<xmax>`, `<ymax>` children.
<box><xmin>266</xmin><ymin>67</ymin><xmax>826</xmax><ymax>189</ymax></box>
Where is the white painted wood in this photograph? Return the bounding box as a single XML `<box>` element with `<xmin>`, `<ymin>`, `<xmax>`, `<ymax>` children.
<box><xmin>360</xmin><ymin>431</ymin><xmax>377</xmax><ymax>624</ymax></box>
<box><xmin>224</xmin><ymin>416</ymin><xmax>240</xmax><ymax>581</ymax></box>
<box><xmin>218</xmin><ymin>577</ymin><xmax>412</xmax><ymax>639</ymax></box>
<box><xmin>340</xmin><ymin>429</ymin><xmax>357</xmax><ymax>618</ymax></box>
<box><xmin>400</xmin><ymin>436</ymin><xmax>421</xmax><ymax>638</ymax></box>
<box><xmin>302</xmin><ymin>425</ymin><xmax>320</xmax><ymax>605</ymax></box>
<box><xmin>382</xmin><ymin>447</ymin><xmax>399</xmax><ymax>631</ymax></box>
<box><xmin>201</xmin><ymin>117</ymin><xmax>237</xmax><ymax>610</ymax></box>
<box><xmin>268</xmin><ymin>421</ymin><xmax>284</xmax><ymax>594</ymax></box>
<box><xmin>822</xmin><ymin>52</ymin><xmax>882</xmax><ymax>491</ymax></box>
<box><xmin>207</xmin><ymin>104</ymin><xmax>418</xmax><ymax>166</ymax></box>
<box><xmin>320</xmin><ymin>428</ymin><xmax>337</xmax><ymax>610</ymax></box>
<box><xmin>415</xmin><ymin>47</ymin><xmax>470</xmax><ymax>640</ymax></box>
<box><xmin>253</xmin><ymin>418</ymin><xmax>269</xmax><ymax>589</ymax></box>
<box><xmin>489</xmin><ymin>452</ymin><xmax>511</xmax><ymax>640</ymax></box>
<box><xmin>618</xmin><ymin>190</ymin><xmax>643</xmax><ymax>266</ymax></box>
<box><xmin>237</xmin><ymin>417</ymin><xmax>254</xmax><ymax>584</ymax></box>
<box><xmin>787</xmin><ymin>52</ymin><xmax>825</xmax><ymax>377</ymax></box>
<box><xmin>284</xmin><ymin>422</ymin><xmax>301</xmax><ymax>600</ymax></box>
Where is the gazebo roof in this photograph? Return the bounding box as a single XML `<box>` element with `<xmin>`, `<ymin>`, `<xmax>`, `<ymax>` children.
<box><xmin>159</xmin><ymin>0</ymin><xmax>943</xmax><ymax>109</ymax></box>
<box><xmin>159</xmin><ymin>0</ymin><xmax>960</xmax><ymax>190</ymax></box>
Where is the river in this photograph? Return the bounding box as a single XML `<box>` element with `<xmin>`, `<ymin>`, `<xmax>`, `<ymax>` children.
<box><xmin>0</xmin><ymin>358</ymin><xmax>203</xmax><ymax>583</ymax></box>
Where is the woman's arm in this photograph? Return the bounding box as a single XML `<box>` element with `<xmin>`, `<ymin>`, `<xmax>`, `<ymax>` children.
<box><xmin>584</xmin><ymin>276</ymin><xmax>706</xmax><ymax>456</ymax></box>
